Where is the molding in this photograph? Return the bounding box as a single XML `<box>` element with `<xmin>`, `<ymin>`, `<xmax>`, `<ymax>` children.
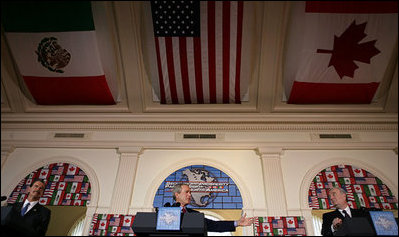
<box><xmin>1</xmin><ymin>122</ymin><xmax>397</xmax><ymax>132</ymax></box>
<box><xmin>2</xmin><ymin>113</ymin><xmax>397</xmax><ymax>132</ymax></box>
<box><xmin>117</xmin><ymin>146</ymin><xmax>143</xmax><ymax>154</ymax></box>
<box><xmin>1</xmin><ymin>141</ymin><xmax>397</xmax><ymax>151</ymax></box>
<box><xmin>256</xmin><ymin>147</ymin><xmax>284</xmax><ymax>157</ymax></box>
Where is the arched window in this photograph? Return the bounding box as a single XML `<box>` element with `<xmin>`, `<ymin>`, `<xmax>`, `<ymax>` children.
<box><xmin>68</xmin><ymin>215</ymin><xmax>86</xmax><ymax>236</ymax></box>
<box><xmin>308</xmin><ymin>164</ymin><xmax>398</xmax><ymax>235</ymax></box>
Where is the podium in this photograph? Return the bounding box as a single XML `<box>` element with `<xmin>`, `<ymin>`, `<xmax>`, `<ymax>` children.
<box><xmin>1</xmin><ymin>206</ymin><xmax>12</xmax><ymax>226</ymax></box>
<box><xmin>132</xmin><ymin>211</ymin><xmax>206</xmax><ymax>236</ymax></box>
<box><xmin>334</xmin><ymin>217</ymin><xmax>376</xmax><ymax>236</ymax></box>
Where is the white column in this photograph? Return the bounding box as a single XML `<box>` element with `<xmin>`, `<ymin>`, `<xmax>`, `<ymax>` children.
<box><xmin>109</xmin><ymin>147</ymin><xmax>142</xmax><ymax>214</ymax></box>
<box><xmin>257</xmin><ymin>147</ymin><xmax>287</xmax><ymax>216</ymax></box>
<box><xmin>1</xmin><ymin>145</ymin><xmax>15</xmax><ymax>169</ymax></box>
<box><xmin>301</xmin><ymin>208</ymin><xmax>315</xmax><ymax>236</ymax></box>
<box><xmin>82</xmin><ymin>206</ymin><xmax>97</xmax><ymax>235</ymax></box>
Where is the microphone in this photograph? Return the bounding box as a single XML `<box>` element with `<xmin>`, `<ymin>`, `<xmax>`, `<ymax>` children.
<box><xmin>1</xmin><ymin>196</ymin><xmax>7</xmax><ymax>201</ymax></box>
<box><xmin>172</xmin><ymin>202</ymin><xmax>181</xmax><ymax>207</ymax></box>
<box><xmin>164</xmin><ymin>202</ymin><xmax>171</xmax><ymax>207</ymax></box>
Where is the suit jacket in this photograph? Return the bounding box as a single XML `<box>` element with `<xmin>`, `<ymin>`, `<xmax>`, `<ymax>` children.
<box><xmin>321</xmin><ymin>208</ymin><xmax>365</xmax><ymax>236</ymax></box>
<box><xmin>2</xmin><ymin>202</ymin><xmax>51</xmax><ymax>236</ymax></box>
<box><xmin>186</xmin><ymin>207</ymin><xmax>236</xmax><ymax>233</ymax></box>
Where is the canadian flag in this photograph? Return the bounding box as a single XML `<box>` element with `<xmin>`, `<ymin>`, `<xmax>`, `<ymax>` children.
<box><xmin>284</xmin><ymin>1</ymin><xmax>398</xmax><ymax>104</ymax></box>
<box><xmin>353</xmin><ymin>184</ymin><xmax>364</xmax><ymax>193</ymax></box>
<box><xmin>122</xmin><ymin>216</ymin><xmax>133</xmax><ymax>227</ymax></box>
<box><xmin>66</xmin><ymin>164</ymin><xmax>79</xmax><ymax>175</ymax></box>
<box><xmin>285</xmin><ymin>217</ymin><xmax>297</xmax><ymax>228</ymax></box>
<box><xmin>98</xmin><ymin>220</ymin><xmax>108</xmax><ymax>230</ymax></box>
<box><xmin>38</xmin><ymin>169</ymin><xmax>50</xmax><ymax>180</ymax></box>
<box><xmin>325</xmin><ymin>171</ymin><xmax>338</xmax><ymax>182</ymax></box>
<box><xmin>262</xmin><ymin>222</ymin><xmax>271</xmax><ymax>233</ymax></box>
<box><xmin>353</xmin><ymin>168</ymin><xmax>367</xmax><ymax>177</ymax></box>
<box><xmin>39</xmin><ymin>197</ymin><xmax>50</xmax><ymax>205</ymax></box>
<box><xmin>57</xmin><ymin>182</ymin><xmax>66</xmax><ymax>190</ymax></box>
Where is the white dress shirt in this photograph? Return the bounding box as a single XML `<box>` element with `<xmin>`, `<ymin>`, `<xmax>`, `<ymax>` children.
<box><xmin>22</xmin><ymin>199</ymin><xmax>39</xmax><ymax>215</ymax></box>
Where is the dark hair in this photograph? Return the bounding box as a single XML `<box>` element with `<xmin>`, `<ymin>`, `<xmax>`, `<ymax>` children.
<box><xmin>172</xmin><ymin>183</ymin><xmax>188</xmax><ymax>201</ymax></box>
<box><xmin>30</xmin><ymin>179</ymin><xmax>46</xmax><ymax>187</ymax></box>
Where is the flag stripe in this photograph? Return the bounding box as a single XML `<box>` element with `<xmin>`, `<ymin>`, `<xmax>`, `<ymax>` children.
<box><xmin>208</xmin><ymin>1</ymin><xmax>217</xmax><ymax>103</ymax></box>
<box><xmin>235</xmin><ymin>1</ymin><xmax>243</xmax><ymax>104</ymax></box>
<box><xmin>179</xmin><ymin>37</ymin><xmax>191</xmax><ymax>103</ymax></box>
<box><xmin>23</xmin><ymin>75</ymin><xmax>115</xmax><ymax>105</ymax></box>
<box><xmin>165</xmin><ymin>37</ymin><xmax>179</xmax><ymax>104</ymax></box>
<box><xmin>215</xmin><ymin>2</ymin><xmax>223</xmax><ymax>103</ymax></box>
<box><xmin>186</xmin><ymin>38</ymin><xmax>197</xmax><ymax>104</ymax></box>
<box><xmin>193</xmin><ymin>37</ymin><xmax>204</xmax><ymax>103</ymax></box>
<box><xmin>305</xmin><ymin>1</ymin><xmax>398</xmax><ymax>14</ymax></box>
<box><xmin>172</xmin><ymin>37</ymin><xmax>184</xmax><ymax>103</ymax></box>
<box><xmin>222</xmin><ymin>1</ymin><xmax>230</xmax><ymax>103</ymax></box>
<box><xmin>154</xmin><ymin>37</ymin><xmax>166</xmax><ymax>104</ymax></box>
<box><xmin>288</xmin><ymin>81</ymin><xmax>380</xmax><ymax>104</ymax></box>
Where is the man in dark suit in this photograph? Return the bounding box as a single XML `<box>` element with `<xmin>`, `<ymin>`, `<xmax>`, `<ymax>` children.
<box><xmin>321</xmin><ymin>187</ymin><xmax>365</xmax><ymax>236</ymax></box>
<box><xmin>171</xmin><ymin>183</ymin><xmax>253</xmax><ymax>233</ymax></box>
<box><xmin>2</xmin><ymin>179</ymin><xmax>51</xmax><ymax>236</ymax></box>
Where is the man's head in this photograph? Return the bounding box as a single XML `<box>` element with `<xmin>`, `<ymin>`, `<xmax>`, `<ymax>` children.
<box><xmin>27</xmin><ymin>179</ymin><xmax>45</xmax><ymax>201</ymax></box>
<box><xmin>172</xmin><ymin>183</ymin><xmax>191</xmax><ymax>207</ymax></box>
<box><xmin>328</xmin><ymin>187</ymin><xmax>348</xmax><ymax>210</ymax></box>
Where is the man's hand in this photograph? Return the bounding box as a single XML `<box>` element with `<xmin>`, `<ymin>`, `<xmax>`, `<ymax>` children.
<box><xmin>332</xmin><ymin>217</ymin><xmax>343</xmax><ymax>231</ymax></box>
<box><xmin>237</xmin><ymin>213</ymin><xmax>254</xmax><ymax>227</ymax></box>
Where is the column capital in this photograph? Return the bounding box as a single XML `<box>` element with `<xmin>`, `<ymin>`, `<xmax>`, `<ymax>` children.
<box><xmin>256</xmin><ymin>147</ymin><xmax>283</xmax><ymax>157</ymax></box>
<box><xmin>1</xmin><ymin>144</ymin><xmax>16</xmax><ymax>155</ymax></box>
<box><xmin>117</xmin><ymin>146</ymin><xmax>143</xmax><ymax>155</ymax></box>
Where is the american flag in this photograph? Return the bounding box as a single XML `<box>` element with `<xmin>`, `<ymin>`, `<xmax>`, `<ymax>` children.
<box><xmin>110</xmin><ymin>217</ymin><xmax>121</xmax><ymax>226</ymax></box>
<box><xmin>51</xmin><ymin>166</ymin><xmax>64</xmax><ymax>175</ymax></box>
<box><xmin>272</xmin><ymin>219</ymin><xmax>284</xmax><ymax>229</ymax></box>
<box><xmin>81</xmin><ymin>182</ymin><xmax>90</xmax><ymax>193</ymax></box>
<box><xmin>148</xmin><ymin>1</ymin><xmax>246</xmax><ymax>104</ymax></box>
<box><xmin>380</xmin><ymin>184</ymin><xmax>390</xmax><ymax>196</ymax></box>
<box><xmin>287</xmin><ymin>228</ymin><xmax>306</xmax><ymax>235</ymax></box>
<box><xmin>7</xmin><ymin>191</ymin><xmax>19</xmax><ymax>203</ymax></box>
<box><xmin>63</xmin><ymin>175</ymin><xmax>84</xmax><ymax>182</ymax></box>
<box><xmin>310</xmin><ymin>196</ymin><xmax>319</xmax><ymax>208</ymax></box>
<box><xmin>43</xmin><ymin>182</ymin><xmax>57</xmax><ymax>198</ymax></box>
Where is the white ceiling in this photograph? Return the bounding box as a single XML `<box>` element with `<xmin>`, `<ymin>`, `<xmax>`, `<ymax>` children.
<box><xmin>1</xmin><ymin>2</ymin><xmax>398</xmax><ymax>128</ymax></box>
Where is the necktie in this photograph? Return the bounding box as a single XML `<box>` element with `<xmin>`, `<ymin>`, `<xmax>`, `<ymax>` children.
<box><xmin>21</xmin><ymin>203</ymin><xmax>30</xmax><ymax>216</ymax></box>
<box><xmin>342</xmin><ymin>210</ymin><xmax>351</xmax><ymax>219</ymax></box>
<box><xmin>182</xmin><ymin>207</ymin><xmax>187</xmax><ymax>214</ymax></box>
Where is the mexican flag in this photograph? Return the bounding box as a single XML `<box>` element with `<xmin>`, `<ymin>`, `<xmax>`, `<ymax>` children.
<box><xmin>284</xmin><ymin>1</ymin><xmax>398</xmax><ymax>104</ymax></box>
<box><xmin>1</xmin><ymin>1</ymin><xmax>118</xmax><ymax>105</ymax></box>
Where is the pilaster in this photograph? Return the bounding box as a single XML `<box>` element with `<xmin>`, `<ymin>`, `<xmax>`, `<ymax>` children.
<box><xmin>257</xmin><ymin>147</ymin><xmax>287</xmax><ymax>216</ymax></box>
<box><xmin>1</xmin><ymin>145</ymin><xmax>15</xmax><ymax>169</ymax></box>
<box><xmin>109</xmin><ymin>147</ymin><xmax>142</xmax><ymax>214</ymax></box>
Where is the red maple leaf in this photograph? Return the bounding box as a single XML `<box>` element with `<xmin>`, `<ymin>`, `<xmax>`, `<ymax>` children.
<box><xmin>317</xmin><ymin>20</ymin><xmax>380</xmax><ymax>79</ymax></box>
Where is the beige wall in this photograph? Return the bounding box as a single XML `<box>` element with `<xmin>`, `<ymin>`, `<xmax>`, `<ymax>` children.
<box><xmin>1</xmin><ymin>129</ymin><xmax>397</xmax><ymax>235</ymax></box>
